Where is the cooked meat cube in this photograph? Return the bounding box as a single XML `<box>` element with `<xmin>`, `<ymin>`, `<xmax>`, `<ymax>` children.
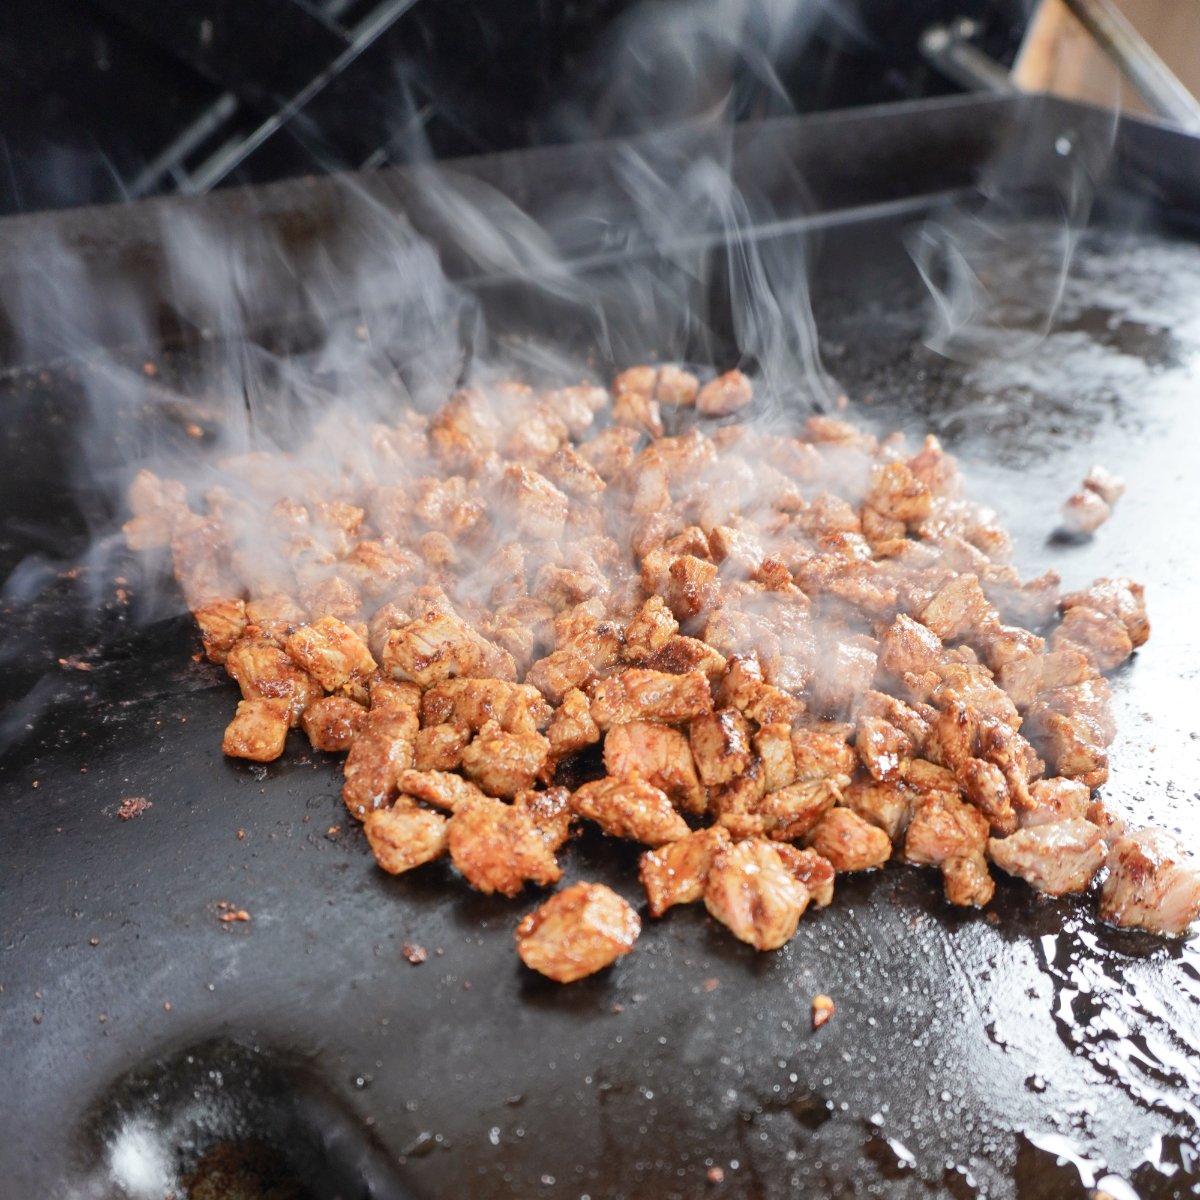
<box><xmin>420</xmin><ymin>678</ymin><xmax>552</xmax><ymax>735</ymax></box>
<box><xmin>707</xmin><ymin>525</ymin><xmax>766</xmax><ymax>577</ymax></box>
<box><xmin>918</xmin><ymin>574</ymin><xmax>994</xmax><ymax>641</ymax></box>
<box><xmin>790</xmin><ymin>727</ymin><xmax>857</xmax><ymax>786</ymax></box>
<box><xmin>460</xmin><ymin>720</ymin><xmax>551</xmax><ymax>798</ymax></box>
<box><xmin>394</xmin><ymin>768</ymin><xmax>486</xmax><ymax>813</ymax></box>
<box><xmin>570</xmin><ymin>776</ymin><xmax>690</xmax><ymax>845</ymax></box>
<box><xmin>863</xmin><ymin>462</ymin><xmax>931</xmax><ymax>525</ymax></box>
<box><xmin>363</xmin><ymin>805</ymin><xmax>448</xmax><ymax>875</ymax></box>
<box><xmin>194</xmin><ymin>599</ymin><xmax>248</xmax><ymax>664</ymax></box>
<box><xmin>302</xmin><ymin>695</ymin><xmax>368</xmax><ymax>753</ymax></box>
<box><xmin>1028</xmin><ymin>676</ymin><xmax>1115</xmax><ymax>744</ymax></box>
<box><xmin>342</xmin><ymin>708</ymin><xmax>418</xmax><ymax>819</ymax></box>
<box><xmin>612</xmin><ymin>387</ymin><xmax>664</xmax><ymax>438</ymax></box>
<box><xmin>773</xmin><ymin>844</ymin><xmax>836</xmax><ymax>908</ymax></box>
<box><xmin>805</xmin><ymin>807</ymin><xmax>891</xmax><ymax>872</ymax></box>
<box><xmin>1086</xmin><ymin>796</ymin><xmax>1126</xmax><ymax>840</ymax></box>
<box><xmin>1061</xmin><ymin>577</ymin><xmax>1148</xmax><ymax>648</ymax></box>
<box><xmin>879</xmin><ymin>613</ymin><xmax>944</xmax><ymax>677</ymax></box>
<box><xmin>1083</xmin><ymin>465</ymin><xmax>1126</xmax><ymax>505</ymax></box>
<box><xmin>709</xmin><ymin>759</ymin><xmax>768</xmax><ymax>838</ymax></box>
<box><xmin>589</xmin><ymin>669</ymin><xmax>713</xmax><ymax>730</ymax></box>
<box><xmin>245</xmin><ymin>593</ymin><xmax>307</xmax><ymax>644</ymax></box>
<box><xmin>704</xmin><ymin>839</ymin><xmax>809</xmax><ymax>951</ymax></box>
<box><xmin>644</xmin><ymin>634</ymin><xmax>729</xmax><ymax>683</ymax></box>
<box><xmin>903</xmin><ymin>757</ymin><xmax>961</xmax><ymax>801</ymax></box>
<box><xmin>604</xmin><ymin>721</ymin><xmax>705</xmax><ymax>814</ymax></box>
<box><xmin>987</xmin><ymin>819</ymin><xmax>1106</xmax><ymax>896</ymax></box>
<box><xmin>656</xmin><ymin>365</ymin><xmax>700</xmax><ymax>406</ymax></box>
<box><xmin>903</xmin><ymin>794</ymin><xmax>989</xmax><ymax>867</ymax></box>
<box><xmin>927</xmin><ymin>662</ymin><xmax>1021</xmax><ymax>730</ymax></box>
<box><xmin>413</xmin><ymin>723</ymin><xmax>470</xmax><ymax>771</ymax></box>
<box><xmin>545</xmin><ymin>445</ymin><xmax>607</xmax><ymax>497</ymax></box>
<box><xmin>1061</xmin><ymin>489</ymin><xmax>1110</xmax><ymax>535</ymax></box>
<box><xmin>341</xmin><ymin>538</ymin><xmax>420</xmax><ymax>599</ymax></box>
<box><xmin>545</xmin><ymin>687</ymin><xmax>601</xmax><ymax>760</ymax></box>
<box><xmin>957</xmin><ymin>758</ymin><xmax>1017</xmax><ymax>837</ymax></box>
<box><xmin>996</xmin><ymin>656</ymin><xmax>1044</xmax><ymax>709</ymax></box>
<box><xmin>696</xmin><ymin>369</ymin><xmax>753</xmax><ymax>417</ymax></box>
<box><xmin>448</xmin><ymin>794</ymin><xmax>563</xmax><ymax>896</ymax></box>
<box><xmin>942</xmin><ymin>853</ymin><xmax>995</xmax><ymax>907</ymax></box>
<box><xmin>123</xmin><ymin>467</ymin><xmax>187</xmax><ymax>550</ymax></box>
<box><xmin>554</xmin><ymin>605</ymin><xmax>623</xmax><ymax>670</ymax></box>
<box><xmin>658</xmin><ymin>554</ymin><xmax>720</xmax><ymax>622</ymax></box>
<box><xmin>285</xmin><ymin>616</ymin><xmax>376</xmax><ymax>694</ymax></box>
<box><xmin>225</xmin><ymin>638</ymin><xmax>323</xmax><ymax>727</ymax></box>
<box><xmin>689</xmin><ymin>709</ymin><xmax>754</xmax><ymax>787</ymax></box>
<box><xmin>504</xmin><ymin>465</ymin><xmax>569</xmax><ymax>540</ymax></box>
<box><xmin>515</xmin><ymin>882</ymin><xmax>640</xmax><ymax>983</ymax></box>
<box><xmin>1051</xmin><ymin>605</ymin><xmax>1134</xmax><ymax>673</ymax></box>
<box><xmin>754</xmin><ymin>723</ymin><xmax>797</xmax><ymax>792</ymax></box>
<box><xmin>1020</xmin><ymin>777</ymin><xmax>1091</xmax><ymax>828</ymax></box>
<box><xmin>623</xmin><ymin>596</ymin><xmax>680</xmax><ymax>662</ymax></box>
<box><xmin>222</xmin><ymin>698</ymin><xmax>291</xmax><ymax>762</ymax></box>
<box><xmin>577</xmin><ymin>425</ymin><xmax>642</xmax><ymax>480</ymax></box>
<box><xmin>412</xmin><ymin>475</ymin><xmax>486</xmax><ymax>538</ymax></box>
<box><xmin>300</xmin><ymin>575</ymin><xmax>362</xmax><ymax>621</ymax></box>
<box><xmin>1030</xmin><ymin>710</ymin><xmax>1109</xmax><ymax>786</ymax></box>
<box><xmin>810</xmin><ymin>639</ymin><xmax>878</xmax><ymax>716</ymax></box>
<box><xmin>855</xmin><ymin>715</ymin><xmax>913</xmax><ymax>782</ymax></box>
<box><xmin>640</xmin><ymin>826</ymin><xmax>732</xmax><ymax>917</ymax></box>
<box><xmin>1099</xmin><ymin>829</ymin><xmax>1200</xmax><ymax>936</ymax></box>
<box><xmin>756</xmin><ymin>778</ymin><xmax>840</xmax><ymax>841</ymax></box>
<box><xmin>369</xmin><ymin>676</ymin><xmax>422</xmax><ymax>714</ymax></box>
<box><xmin>381</xmin><ymin>611</ymin><xmax>485</xmax><ymax>687</ymax></box>
<box><xmin>526</xmin><ymin>645</ymin><xmax>595</xmax><ymax>702</ymax></box>
<box><xmin>513</xmin><ymin>786</ymin><xmax>575</xmax><ymax>851</ymax></box>
<box><xmin>841</xmin><ymin>776</ymin><xmax>917</xmax><ymax>843</ymax></box>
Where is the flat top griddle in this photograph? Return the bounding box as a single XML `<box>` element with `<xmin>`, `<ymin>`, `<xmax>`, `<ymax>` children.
<box><xmin>1</xmin><ymin>96</ymin><xmax>1199</xmax><ymax>1199</ymax></box>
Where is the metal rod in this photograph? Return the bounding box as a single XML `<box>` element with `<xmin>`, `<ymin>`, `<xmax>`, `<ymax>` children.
<box><xmin>920</xmin><ymin>22</ymin><xmax>1017</xmax><ymax>95</ymax></box>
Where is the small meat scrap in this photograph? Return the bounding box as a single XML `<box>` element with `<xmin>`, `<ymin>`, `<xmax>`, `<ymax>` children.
<box><xmin>222</xmin><ymin>698</ymin><xmax>291</xmax><ymax>762</ymax></box>
<box><xmin>460</xmin><ymin>720</ymin><xmax>550</xmax><ymax>798</ymax></box>
<box><xmin>987</xmin><ymin>819</ymin><xmax>1107</xmax><ymax>896</ymax></box>
<box><xmin>448</xmin><ymin>795</ymin><xmax>562</xmax><ymax>897</ymax></box>
<box><xmin>570</xmin><ymin>776</ymin><xmax>690</xmax><ymax>846</ymax></box>
<box><xmin>117</xmin><ymin>796</ymin><xmax>152</xmax><ymax>821</ymax></box>
<box><xmin>515</xmin><ymin>882</ymin><xmax>640</xmax><ymax>983</ymax></box>
<box><xmin>640</xmin><ymin>826</ymin><xmax>732</xmax><ymax>917</ymax></box>
<box><xmin>805</xmin><ymin>807</ymin><xmax>892</xmax><ymax>872</ymax></box>
<box><xmin>1083</xmin><ymin>465</ymin><xmax>1126</xmax><ymax>505</ymax></box>
<box><xmin>302</xmin><ymin>695</ymin><xmax>368</xmax><ymax>753</ymax></box>
<box><xmin>1099</xmin><ymin>828</ymin><xmax>1200</xmax><ymax>936</ymax></box>
<box><xmin>811</xmin><ymin>994</ymin><xmax>836</xmax><ymax>1029</ymax></box>
<box><xmin>605</xmin><ymin>721</ymin><xmax>705</xmax><ymax>814</ymax></box>
<box><xmin>589</xmin><ymin>669</ymin><xmax>714</xmax><ymax>730</ymax></box>
<box><xmin>402</xmin><ymin>942</ymin><xmax>428</xmax><ymax>965</ymax></box>
<box><xmin>364</xmin><ymin>805</ymin><xmax>448</xmax><ymax>875</ymax></box>
<box><xmin>704</xmin><ymin>839</ymin><xmax>809</xmax><ymax>951</ymax></box>
<box><xmin>1060</xmin><ymin>489</ymin><xmax>1110</xmax><ymax>536</ymax></box>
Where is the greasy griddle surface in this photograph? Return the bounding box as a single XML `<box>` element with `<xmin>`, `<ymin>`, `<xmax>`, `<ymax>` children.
<box><xmin>2</xmin><ymin>213</ymin><xmax>1199</xmax><ymax>1199</ymax></box>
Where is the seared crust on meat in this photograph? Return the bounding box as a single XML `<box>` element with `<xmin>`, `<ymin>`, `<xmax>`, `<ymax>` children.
<box><xmin>570</xmin><ymin>776</ymin><xmax>690</xmax><ymax>846</ymax></box>
<box><xmin>640</xmin><ymin>826</ymin><xmax>732</xmax><ymax>917</ymax></box>
<box><xmin>1100</xmin><ymin>829</ymin><xmax>1200</xmax><ymax>936</ymax></box>
<box><xmin>805</xmin><ymin>808</ymin><xmax>891</xmax><ymax>872</ymax></box>
<box><xmin>448</xmin><ymin>794</ymin><xmax>562</xmax><ymax>896</ymax></box>
<box><xmin>704</xmin><ymin>839</ymin><xmax>809</xmax><ymax>951</ymax></box>
<box><xmin>515</xmin><ymin>882</ymin><xmax>640</xmax><ymax>982</ymax></box>
<box><xmin>222</xmin><ymin>698</ymin><xmax>291</xmax><ymax>762</ymax></box>
<box><xmin>364</xmin><ymin>804</ymin><xmax>448</xmax><ymax>875</ymax></box>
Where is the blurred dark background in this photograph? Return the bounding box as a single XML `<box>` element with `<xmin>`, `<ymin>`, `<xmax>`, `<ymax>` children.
<box><xmin>0</xmin><ymin>1</ymin><xmax>1031</xmax><ymax>216</ymax></box>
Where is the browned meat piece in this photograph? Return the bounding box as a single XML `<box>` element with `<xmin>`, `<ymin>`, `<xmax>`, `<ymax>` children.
<box><xmin>1029</xmin><ymin>711</ymin><xmax>1109</xmax><ymax>786</ymax></box>
<box><xmin>420</xmin><ymin>678</ymin><xmax>552</xmax><ymax>735</ymax></box>
<box><xmin>545</xmin><ymin>687</ymin><xmax>601</xmax><ymax>760</ymax></box>
<box><xmin>987</xmin><ymin>819</ymin><xmax>1106</xmax><ymax>896</ymax></box>
<box><xmin>299</xmin><ymin>574</ymin><xmax>361</xmax><ymax>622</ymax></box>
<box><xmin>245</xmin><ymin>593</ymin><xmax>307</xmax><ymax>644</ymax></box>
<box><xmin>1086</xmin><ymin>797</ymin><xmax>1125</xmax><ymax>840</ymax></box>
<box><xmin>589</xmin><ymin>668</ymin><xmax>713</xmax><ymax>730</ymax></box>
<box><xmin>917</xmin><ymin>574</ymin><xmax>994</xmax><ymax>642</ymax></box>
<box><xmin>341</xmin><ymin>538</ymin><xmax>420</xmax><ymax>599</ymax></box>
<box><xmin>225</xmin><ymin>637</ymin><xmax>323</xmax><ymax>727</ymax></box>
<box><xmin>841</xmin><ymin>776</ymin><xmax>917</xmax><ymax>843</ymax></box>
<box><xmin>855</xmin><ymin>715</ymin><xmax>913</xmax><ymax>782</ymax></box>
<box><xmin>302</xmin><ymin>695</ymin><xmax>368</xmax><ymax>753</ymax></box>
<box><xmin>612</xmin><ymin>388</ymin><xmax>664</xmax><ymax>438</ymax></box>
<box><xmin>544</xmin><ymin>383</ymin><xmax>608</xmax><ymax>437</ymax></box>
<box><xmin>447</xmin><ymin>794</ymin><xmax>562</xmax><ymax>896</ymax></box>
<box><xmin>623</xmin><ymin>596</ymin><xmax>680</xmax><ymax>662</ymax></box>
<box><xmin>689</xmin><ymin>709</ymin><xmax>754</xmax><ymax>787</ymax></box>
<box><xmin>645</xmin><ymin>636</ymin><xmax>728</xmax><ymax>681</ymax></box>
<box><xmin>513</xmin><ymin>787</ymin><xmax>575</xmax><ymax>851</ymax></box>
<box><xmin>805</xmin><ymin>807</ymin><xmax>891</xmax><ymax>872</ymax></box>
<box><xmin>515</xmin><ymin>882</ymin><xmax>640</xmax><ymax>983</ymax></box>
<box><xmin>984</xmin><ymin>568</ymin><xmax>1062</xmax><ymax>629</ymax></box>
<box><xmin>957</xmin><ymin>757</ymin><xmax>1017</xmax><ymax>836</ymax></box>
<box><xmin>1061</xmin><ymin>576</ymin><xmax>1149</xmax><ymax>648</ymax></box>
<box><xmin>285</xmin><ymin>616</ymin><xmax>376</xmax><ymax>694</ymax></box>
<box><xmin>981</xmin><ymin>623</ymin><xmax>1045</xmax><ymax>681</ymax></box>
<box><xmin>381</xmin><ymin>610</ymin><xmax>489</xmax><ymax>687</ymax></box>
<box><xmin>545</xmin><ymin>445</ymin><xmax>607</xmax><ymax>497</ymax></box>
<box><xmin>1099</xmin><ymin>829</ymin><xmax>1200</xmax><ymax>936</ymax></box>
<box><xmin>879</xmin><ymin>613</ymin><xmax>944</xmax><ymax>678</ymax></box>
<box><xmin>369</xmin><ymin>676</ymin><xmax>422</xmax><ymax>714</ymax></box>
<box><xmin>707</xmin><ymin>525</ymin><xmax>766</xmax><ymax>578</ymax></box>
<box><xmin>363</xmin><ymin>804</ymin><xmax>449</xmax><ymax>875</ymax></box>
<box><xmin>715</xmin><ymin>654</ymin><xmax>806</xmax><ymax>727</ymax></box>
<box><xmin>1083</xmin><ymin>465</ymin><xmax>1125</xmax><ymax>505</ymax></box>
<box><xmin>651</xmin><ymin>554</ymin><xmax>719</xmax><ymax>623</ymax></box>
<box><xmin>413</xmin><ymin>723</ymin><xmax>470</xmax><ymax>771</ymax></box>
<box><xmin>1061</xmin><ymin>489</ymin><xmax>1110</xmax><ymax>535</ymax></box>
<box><xmin>903</xmin><ymin>793</ymin><xmax>989</xmax><ymax>867</ymax></box>
<box><xmin>342</xmin><ymin>707</ymin><xmax>419</xmax><ymax>819</ymax></box>
<box><xmin>1028</xmin><ymin>676</ymin><xmax>1115</xmax><ymax>743</ymax></box>
<box><xmin>503</xmin><ymin>465</ymin><xmax>569</xmax><ymax>540</ymax></box>
<box><xmin>926</xmin><ymin>662</ymin><xmax>1021</xmax><ymax>730</ymax></box>
<box><xmin>412</xmin><ymin>475</ymin><xmax>487</xmax><ymax>538</ymax></box>
<box><xmin>754</xmin><ymin>723</ymin><xmax>797</xmax><ymax>792</ymax></box>
<box><xmin>123</xmin><ymin>467</ymin><xmax>187</xmax><ymax>550</ymax></box>
<box><xmin>773</xmin><ymin>844</ymin><xmax>836</xmax><ymax>908</ymax></box>
<box><xmin>696</xmin><ymin>369</ymin><xmax>753</xmax><ymax>417</ymax></box>
<box><xmin>222</xmin><ymin>698</ymin><xmax>291</xmax><ymax>762</ymax></box>
<box><xmin>604</xmin><ymin>721</ymin><xmax>705</xmax><ymax>814</ymax></box>
<box><xmin>704</xmin><ymin>839</ymin><xmax>809</xmax><ymax>951</ymax></box>
<box><xmin>790</xmin><ymin>726</ymin><xmax>857</xmax><ymax>786</ymax></box>
<box><xmin>460</xmin><ymin>720</ymin><xmax>550</xmax><ymax>798</ymax></box>
<box><xmin>640</xmin><ymin>826</ymin><xmax>732</xmax><ymax>916</ymax></box>
<box><xmin>1019</xmin><ymin>777</ymin><xmax>1091</xmax><ymax>827</ymax></box>
<box><xmin>862</xmin><ymin>462</ymin><xmax>932</xmax><ymax>525</ymax></box>
<box><xmin>525</xmin><ymin>649</ymin><xmax>594</xmax><ymax>704</ymax></box>
<box><xmin>942</xmin><ymin>854</ymin><xmax>995</xmax><ymax>907</ymax></box>
<box><xmin>1051</xmin><ymin>605</ymin><xmax>1134</xmax><ymax>673</ymax></box>
<box><xmin>570</xmin><ymin>776</ymin><xmax>690</xmax><ymax>845</ymax></box>
<box><xmin>553</xmin><ymin>603</ymin><xmax>624</xmax><ymax>669</ymax></box>
<box><xmin>656</xmin><ymin>365</ymin><xmax>700</xmax><ymax>407</ymax></box>
<box><xmin>194</xmin><ymin>599</ymin><xmax>247</xmax><ymax>665</ymax></box>
<box><xmin>810</xmin><ymin>638</ymin><xmax>878</xmax><ymax>716</ymax></box>
<box><xmin>394</xmin><ymin>768</ymin><xmax>486</xmax><ymax>813</ymax></box>
<box><xmin>755</xmin><ymin>778</ymin><xmax>840</xmax><ymax>841</ymax></box>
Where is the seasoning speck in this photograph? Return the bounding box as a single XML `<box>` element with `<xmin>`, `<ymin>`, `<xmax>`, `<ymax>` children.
<box><xmin>402</xmin><ymin>943</ymin><xmax>428</xmax><ymax>965</ymax></box>
<box><xmin>812</xmin><ymin>994</ymin><xmax>836</xmax><ymax>1029</ymax></box>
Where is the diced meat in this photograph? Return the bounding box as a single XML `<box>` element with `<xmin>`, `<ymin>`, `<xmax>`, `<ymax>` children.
<box><xmin>855</xmin><ymin>715</ymin><xmax>912</xmax><ymax>782</ymax></box>
<box><xmin>369</xmin><ymin>675</ymin><xmax>422</xmax><ymax>715</ymax></box>
<box><xmin>841</xmin><ymin>776</ymin><xmax>917</xmax><ymax>843</ymax></box>
<box><xmin>413</xmin><ymin>722</ymin><xmax>469</xmax><ymax>771</ymax></box>
<box><xmin>515</xmin><ymin>882</ymin><xmax>640</xmax><ymax>983</ymax></box>
<box><xmin>1061</xmin><ymin>489</ymin><xmax>1110</xmax><ymax>535</ymax></box>
<box><xmin>503</xmin><ymin>465</ymin><xmax>569</xmax><ymax>540</ymax></box>
<box><xmin>656</xmin><ymin>365</ymin><xmax>700</xmax><ymax>407</ymax></box>
<box><xmin>394</xmin><ymin>768</ymin><xmax>486</xmax><ymax>813</ymax></box>
<box><xmin>420</xmin><ymin>677</ymin><xmax>551</xmax><ymax>735</ymax></box>
<box><xmin>863</xmin><ymin>462</ymin><xmax>931</xmax><ymax>525</ymax></box>
<box><xmin>659</xmin><ymin>555</ymin><xmax>720</xmax><ymax>623</ymax></box>
<box><xmin>460</xmin><ymin>720</ymin><xmax>550</xmax><ymax>798</ymax></box>
<box><xmin>382</xmin><ymin>610</ymin><xmax>488</xmax><ymax>687</ymax></box>
<box><xmin>447</xmin><ymin>795</ymin><xmax>562</xmax><ymax>896</ymax></box>
<box><xmin>225</xmin><ymin>638</ymin><xmax>323</xmax><ymax>727</ymax></box>
<box><xmin>623</xmin><ymin>596</ymin><xmax>680</xmax><ymax>662</ymax></box>
<box><xmin>773</xmin><ymin>844</ymin><xmax>836</xmax><ymax>908</ymax></box>
<box><xmin>957</xmin><ymin>757</ymin><xmax>1017</xmax><ymax>837</ymax></box>
<box><xmin>546</xmin><ymin>687</ymin><xmax>602</xmax><ymax>759</ymax></box>
<box><xmin>640</xmin><ymin>826</ymin><xmax>732</xmax><ymax>917</ymax></box>
<box><xmin>790</xmin><ymin>726</ymin><xmax>857</xmax><ymax>786</ymax></box>
<box><xmin>526</xmin><ymin>649</ymin><xmax>595</xmax><ymax>704</ymax></box>
<box><xmin>987</xmin><ymin>819</ymin><xmax>1106</xmax><ymax>896</ymax></box>
<box><xmin>222</xmin><ymin>698</ymin><xmax>291</xmax><ymax>762</ymax></box>
<box><xmin>612</xmin><ymin>388</ymin><xmax>664</xmax><ymax>438</ymax></box>
<box><xmin>645</xmin><ymin>636</ymin><xmax>728</xmax><ymax>681</ymax></box>
<box><xmin>363</xmin><ymin>804</ymin><xmax>448</xmax><ymax>875</ymax></box>
<box><xmin>513</xmin><ymin>787</ymin><xmax>575</xmax><ymax>851</ymax></box>
<box><xmin>903</xmin><ymin>794</ymin><xmax>989</xmax><ymax>867</ymax></box>
<box><xmin>1083</xmin><ymin>465</ymin><xmax>1125</xmax><ymax>505</ymax></box>
<box><xmin>810</xmin><ymin>639</ymin><xmax>878</xmax><ymax>716</ymax></box>
<box><xmin>589</xmin><ymin>669</ymin><xmax>714</xmax><ymax>730</ymax></box>
<box><xmin>604</xmin><ymin>721</ymin><xmax>705</xmax><ymax>814</ymax></box>
<box><xmin>1051</xmin><ymin>605</ymin><xmax>1134</xmax><ymax>673</ymax></box>
<box><xmin>696</xmin><ymin>369</ymin><xmax>753</xmax><ymax>417</ymax></box>
<box><xmin>1099</xmin><ymin>829</ymin><xmax>1200</xmax><ymax>936</ymax></box>
<box><xmin>194</xmin><ymin>599</ymin><xmax>248</xmax><ymax>664</ymax></box>
<box><xmin>1019</xmin><ymin>777</ymin><xmax>1091</xmax><ymax>828</ymax></box>
<box><xmin>285</xmin><ymin>616</ymin><xmax>376</xmax><ymax>694</ymax></box>
<box><xmin>570</xmin><ymin>776</ymin><xmax>690</xmax><ymax>845</ymax></box>
<box><xmin>879</xmin><ymin>613</ymin><xmax>944</xmax><ymax>677</ymax></box>
<box><xmin>704</xmin><ymin>839</ymin><xmax>809</xmax><ymax>951</ymax></box>
<box><xmin>302</xmin><ymin>695</ymin><xmax>368</xmax><ymax>753</ymax></box>
<box><xmin>942</xmin><ymin>853</ymin><xmax>995</xmax><ymax>907</ymax></box>
<box><xmin>805</xmin><ymin>807</ymin><xmax>891</xmax><ymax>872</ymax></box>
<box><xmin>918</xmin><ymin>574</ymin><xmax>994</xmax><ymax>641</ymax></box>
<box><xmin>1060</xmin><ymin>577</ymin><xmax>1148</xmax><ymax>648</ymax></box>
<box><xmin>689</xmin><ymin>708</ymin><xmax>755</xmax><ymax>787</ymax></box>
<box><xmin>754</xmin><ymin>723</ymin><xmax>797</xmax><ymax>792</ymax></box>
<box><xmin>755</xmin><ymin>778</ymin><xmax>840</xmax><ymax>841</ymax></box>
<box><xmin>342</xmin><ymin>707</ymin><xmax>419</xmax><ymax>819</ymax></box>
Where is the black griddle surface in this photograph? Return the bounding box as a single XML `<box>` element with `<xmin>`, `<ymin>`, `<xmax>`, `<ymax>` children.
<box><xmin>2</xmin><ymin>109</ymin><xmax>1200</xmax><ymax>1200</ymax></box>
